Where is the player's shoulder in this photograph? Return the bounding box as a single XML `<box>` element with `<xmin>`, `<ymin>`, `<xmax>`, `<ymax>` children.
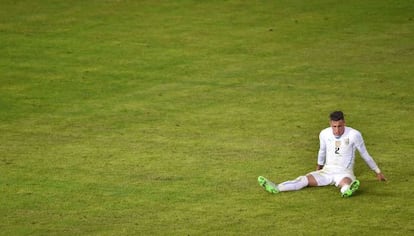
<box><xmin>345</xmin><ymin>127</ymin><xmax>363</xmax><ymax>138</ymax></box>
<box><xmin>319</xmin><ymin>127</ymin><xmax>332</xmax><ymax>137</ymax></box>
<box><xmin>345</xmin><ymin>126</ymin><xmax>360</xmax><ymax>133</ymax></box>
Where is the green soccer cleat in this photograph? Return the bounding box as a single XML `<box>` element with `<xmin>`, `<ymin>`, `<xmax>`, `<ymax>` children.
<box><xmin>342</xmin><ymin>179</ymin><xmax>360</xmax><ymax>198</ymax></box>
<box><xmin>258</xmin><ymin>176</ymin><xmax>279</xmax><ymax>194</ymax></box>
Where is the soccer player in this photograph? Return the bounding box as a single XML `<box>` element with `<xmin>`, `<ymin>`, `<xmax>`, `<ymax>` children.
<box><xmin>258</xmin><ymin>111</ymin><xmax>387</xmax><ymax>197</ymax></box>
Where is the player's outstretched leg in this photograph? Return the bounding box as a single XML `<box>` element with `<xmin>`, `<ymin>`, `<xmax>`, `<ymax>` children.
<box><xmin>258</xmin><ymin>176</ymin><xmax>279</xmax><ymax>194</ymax></box>
<box><xmin>342</xmin><ymin>180</ymin><xmax>360</xmax><ymax>198</ymax></box>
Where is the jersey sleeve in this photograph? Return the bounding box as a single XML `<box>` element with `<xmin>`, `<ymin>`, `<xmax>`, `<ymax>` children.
<box><xmin>355</xmin><ymin>131</ymin><xmax>381</xmax><ymax>173</ymax></box>
<box><xmin>317</xmin><ymin>131</ymin><xmax>326</xmax><ymax>165</ymax></box>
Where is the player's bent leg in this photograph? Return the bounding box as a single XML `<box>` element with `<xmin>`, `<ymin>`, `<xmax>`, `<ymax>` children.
<box><xmin>258</xmin><ymin>176</ymin><xmax>279</xmax><ymax>194</ymax></box>
<box><xmin>341</xmin><ymin>179</ymin><xmax>360</xmax><ymax>198</ymax></box>
<box><xmin>338</xmin><ymin>177</ymin><xmax>353</xmax><ymax>187</ymax></box>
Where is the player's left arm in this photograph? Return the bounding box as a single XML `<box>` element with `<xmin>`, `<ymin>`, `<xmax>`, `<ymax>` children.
<box><xmin>355</xmin><ymin>132</ymin><xmax>387</xmax><ymax>181</ymax></box>
<box><xmin>375</xmin><ymin>172</ymin><xmax>387</xmax><ymax>181</ymax></box>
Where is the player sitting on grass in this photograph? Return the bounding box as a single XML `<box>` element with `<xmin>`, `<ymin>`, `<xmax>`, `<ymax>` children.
<box><xmin>258</xmin><ymin>111</ymin><xmax>387</xmax><ymax>197</ymax></box>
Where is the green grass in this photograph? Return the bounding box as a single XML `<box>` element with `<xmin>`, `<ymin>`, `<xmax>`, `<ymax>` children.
<box><xmin>1</xmin><ymin>0</ymin><xmax>413</xmax><ymax>235</ymax></box>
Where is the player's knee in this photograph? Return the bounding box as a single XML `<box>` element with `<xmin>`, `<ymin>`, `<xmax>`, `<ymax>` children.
<box><xmin>338</xmin><ymin>177</ymin><xmax>353</xmax><ymax>187</ymax></box>
<box><xmin>306</xmin><ymin>175</ymin><xmax>318</xmax><ymax>186</ymax></box>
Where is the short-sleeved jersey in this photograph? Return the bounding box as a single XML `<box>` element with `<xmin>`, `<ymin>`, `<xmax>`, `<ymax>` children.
<box><xmin>317</xmin><ymin>126</ymin><xmax>380</xmax><ymax>174</ymax></box>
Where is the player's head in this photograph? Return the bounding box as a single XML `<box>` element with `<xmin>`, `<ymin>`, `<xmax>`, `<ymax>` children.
<box><xmin>330</xmin><ymin>111</ymin><xmax>344</xmax><ymax>121</ymax></box>
<box><xmin>329</xmin><ymin>111</ymin><xmax>345</xmax><ymax>137</ymax></box>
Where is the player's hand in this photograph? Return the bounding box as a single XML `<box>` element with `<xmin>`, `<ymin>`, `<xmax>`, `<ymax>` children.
<box><xmin>376</xmin><ymin>172</ymin><xmax>387</xmax><ymax>181</ymax></box>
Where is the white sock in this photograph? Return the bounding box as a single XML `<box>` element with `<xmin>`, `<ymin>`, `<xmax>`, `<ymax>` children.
<box><xmin>340</xmin><ymin>184</ymin><xmax>350</xmax><ymax>194</ymax></box>
<box><xmin>277</xmin><ymin>176</ymin><xmax>308</xmax><ymax>192</ymax></box>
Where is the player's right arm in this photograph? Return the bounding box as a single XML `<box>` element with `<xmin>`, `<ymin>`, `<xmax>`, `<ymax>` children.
<box><xmin>316</xmin><ymin>131</ymin><xmax>326</xmax><ymax>170</ymax></box>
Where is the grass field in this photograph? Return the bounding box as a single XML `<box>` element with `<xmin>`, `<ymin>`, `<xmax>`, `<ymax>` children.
<box><xmin>1</xmin><ymin>0</ymin><xmax>413</xmax><ymax>235</ymax></box>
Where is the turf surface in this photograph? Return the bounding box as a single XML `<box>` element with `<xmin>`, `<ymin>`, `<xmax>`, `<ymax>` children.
<box><xmin>1</xmin><ymin>0</ymin><xmax>413</xmax><ymax>235</ymax></box>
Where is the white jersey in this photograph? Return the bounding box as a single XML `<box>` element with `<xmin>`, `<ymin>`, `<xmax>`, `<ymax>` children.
<box><xmin>317</xmin><ymin>126</ymin><xmax>380</xmax><ymax>174</ymax></box>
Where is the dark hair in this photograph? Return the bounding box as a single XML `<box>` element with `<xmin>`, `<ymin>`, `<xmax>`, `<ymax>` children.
<box><xmin>330</xmin><ymin>111</ymin><xmax>345</xmax><ymax>121</ymax></box>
